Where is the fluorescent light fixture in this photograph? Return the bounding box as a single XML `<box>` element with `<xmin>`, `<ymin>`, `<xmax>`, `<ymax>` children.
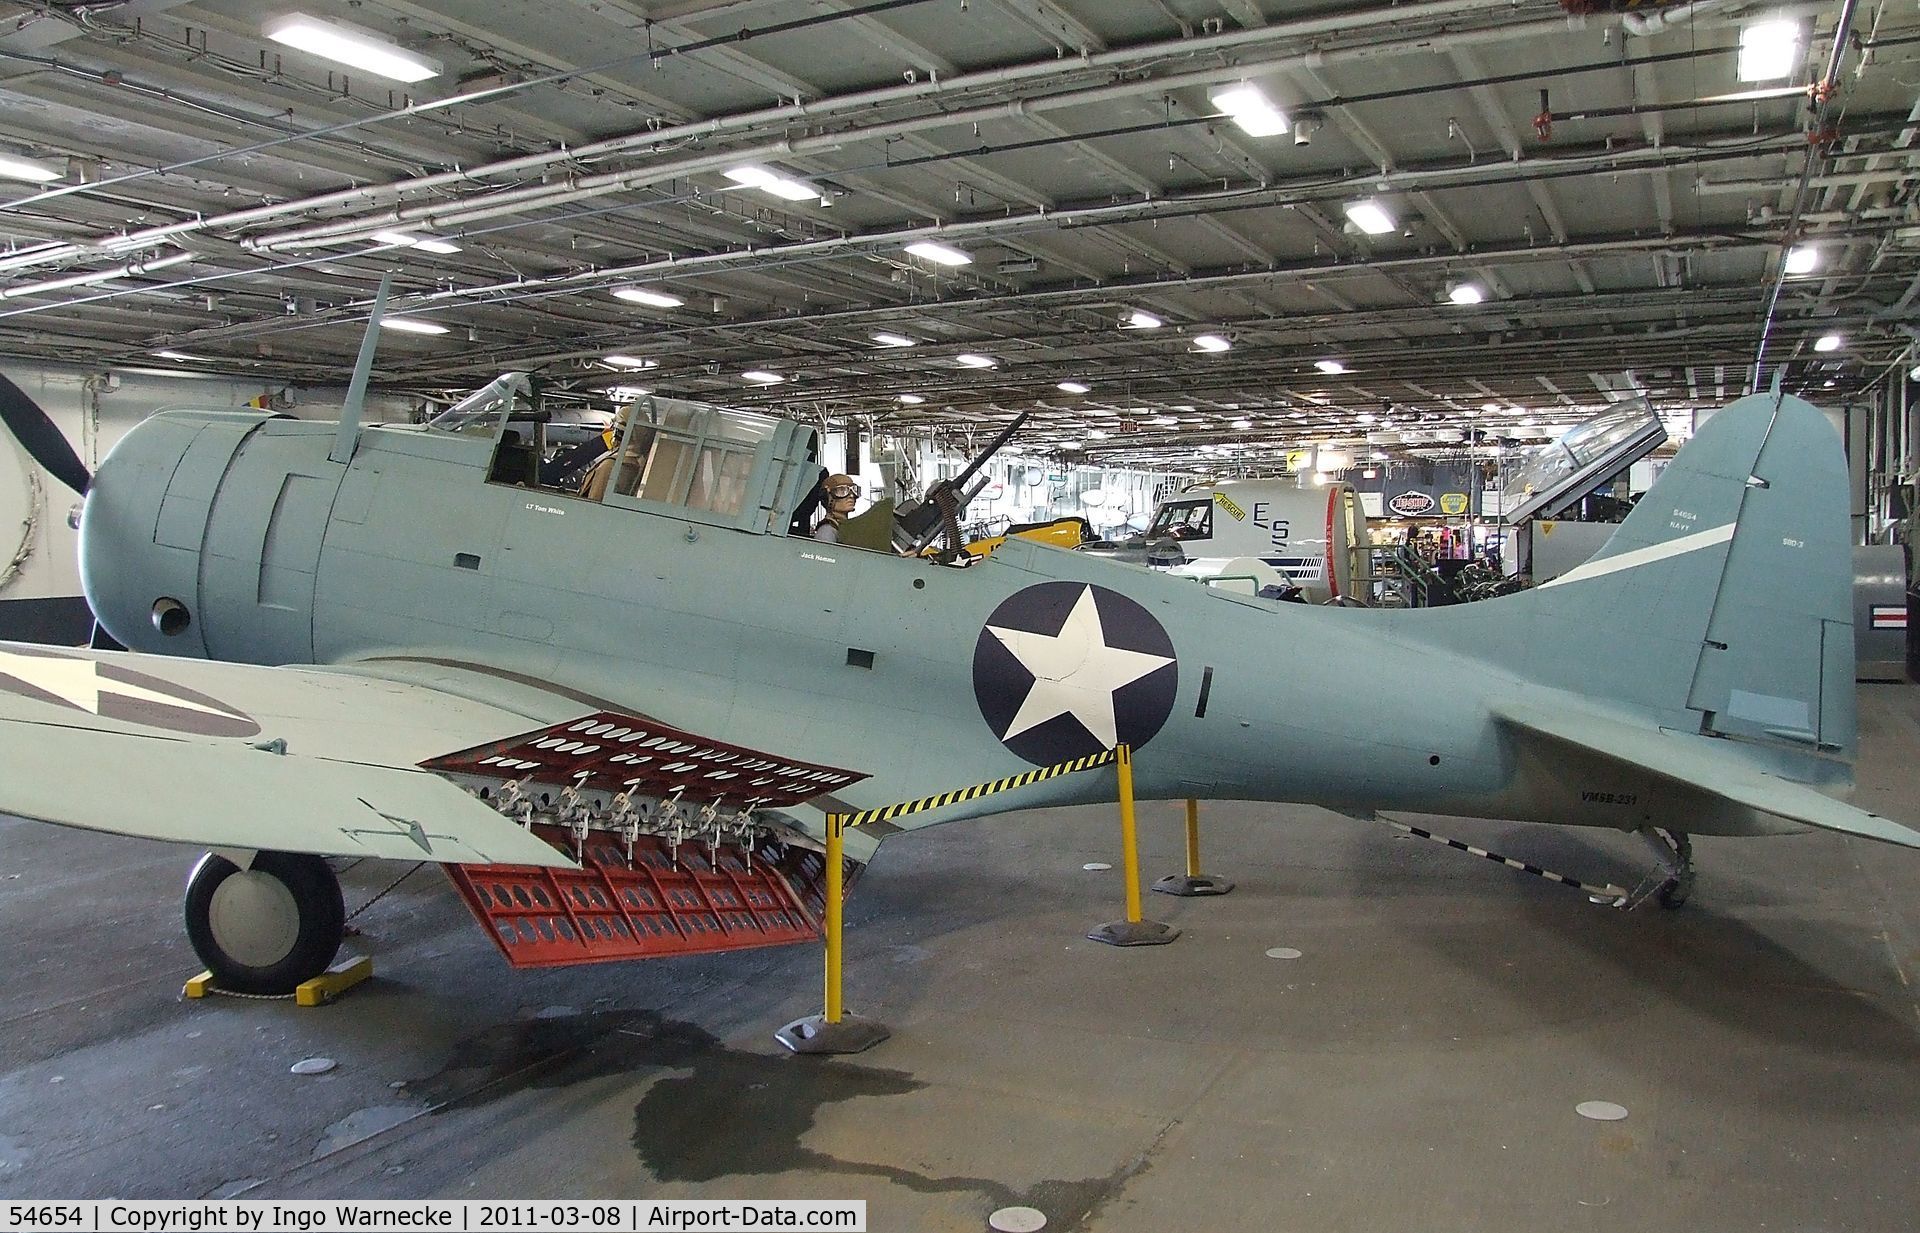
<box><xmin>1356</xmin><ymin>411</ymin><xmax>1376</xmax><ymax>424</ymax></box>
<box><xmin>1192</xmin><ymin>334</ymin><xmax>1231</xmax><ymax>353</ymax></box>
<box><xmin>1784</xmin><ymin>245</ymin><xmax>1818</xmax><ymax>275</ymax></box>
<box><xmin>1314</xmin><ymin>359</ymin><xmax>1349</xmax><ymax>375</ymax></box>
<box><xmin>897</xmin><ymin>393</ymin><xmax>926</xmax><ymax>404</ymax></box>
<box><xmin>1739</xmin><ymin>19</ymin><xmax>1800</xmax><ymax>82</ymax></box>
<box><xmin>263</xmin><ymin>13</ymin><xmax>442</xmax><ymax>83</ymax></box>
<box><xmin>1208</xmin><ymin>83</ymin><xmax>1289</xmax><ymax>137</ymax></box>
<box><xmin>371</xmin><ymin>230</ymin><xmax>461</xmax><ymax>254</ymax></box>
<box><xmin>378</xmin><ymin>317</ymin><xmax>449</xmax><ymax>335</ymax></box>
<box><xmin>723</xmin><ymin>164</ymin><xmax>819</xmax><ymax>202</ymax></box>
<box><xmin>871</xmin><ymin>332</ymin><xmax>915</xmax><ymax>347</ymax></box>
<box><xmin>904</xmin><ymin>240</ymin><xmax>972</xmax><ymax>267</ymax></box>
<box><xmin>1481</xmin><ymin>402</ymin><xmax>1502</xmax><ymax>412</ymax></box>
<box><xmin>1448</xmin><ymin>282</ymin><xmax>1485</xmax><ymax>305</ymax></box>
<box><xmin>612</xmin><ymin>287</ymin><xmax>685</xmax><ymax>308</ymax></box>
<box><xmin>760</xmin><ymin>178</ymin><xmax>817</xmax><ymax>202</ymax></box>
<box><xmin>1056</xmin><ymin>381</ymin><xmax>1091</xmax><ymax>394</ymax></box>
<box><xmin>1124</xmin><ymin>310</ymin><xmax>1163</xmax><ymax>329</ymax></box>
<box><xmin>1813</xmin><ymin>333</ymin><xmax>1842</xmax><ymax>353</ymax></box>
<box><xmin>1231</xmin><ymin>418</ymin><xmax>1252</xmax><ymax>430</ymax></box>
<box><xmin>954</xmin><ymin>353</ymin><xmax>997</xmax><ymax>368</ymax></box>
<box><xmin>724</xmin><ymin>166</ymin><xmax>779</xmax><ymax>190</ymax></box>
<box><xmin>603</xmin><ymin>355</ymin><xmax>657</xmax><ymax>370</ymax></box>
<box><xmin>1151</xmin><ymin>415</ymin><xmax>1179</xmax><ymax>426</ymax></box>
<box><xmin>1343</xmin><ymin>198</ymin><xmax>1395</xmax><ymax>236</ymax></box>
<box><xmin>0</xmin><ymin>153</ymin><xmax>59</xmax><ymax>183</ymax></box>
<box><xmin>152</xmin><ymin>350</ymin><xmax>206</xmax><ymax>361</ymax></box>
<box><xmin>1088</xmin><ymin>428</ymin><xmax>1110</xmax><ymax>439</ymax></box>
<box><xmin>742</xmin><ymin>370</ymin><xmax>785</xmax><ymax>384</ymax></box>
<box><xmin>0</xmin><ymin>250</ymin><xmax>191</xmax><ymax>299</ymax></box>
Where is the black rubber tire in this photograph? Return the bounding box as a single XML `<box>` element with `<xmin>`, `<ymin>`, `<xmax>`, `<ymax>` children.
<box><xmin>184</xmin><ymin>852</ymin><xmax>345</xmax><ymax>995</ymax></box>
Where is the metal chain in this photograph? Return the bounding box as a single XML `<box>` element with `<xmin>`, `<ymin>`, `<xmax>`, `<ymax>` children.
<box><xmin>347</xmin><ymin>861</ymin><xmax>427</xmax><ymax>922</ymax></box>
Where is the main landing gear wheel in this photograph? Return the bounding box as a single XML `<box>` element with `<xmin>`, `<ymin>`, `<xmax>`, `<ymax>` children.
<box><xmin>184</xmin><ymin>852</ymin><xmax>345</xmax><ymax>995</ymax></box>
<box><xmin>1639</xmin><ymin>828</ymin><xmax>1695</xmax><ymax>909</ymax></box>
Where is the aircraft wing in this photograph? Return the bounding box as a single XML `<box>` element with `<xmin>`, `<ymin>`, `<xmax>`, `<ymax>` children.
<box><xmin>0</xmin><ymin>641</ymin><xmax>577</xmax><ymax>867</ymax></box>
<box><xmin>1494</xmin><ymin>701</ymin><xmax>1920</xmax><ymax>849</ymax></box>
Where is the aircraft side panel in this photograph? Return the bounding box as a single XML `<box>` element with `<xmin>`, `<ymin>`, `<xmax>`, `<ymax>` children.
<box><xmin>197</xmin><ymin>421</ymin><xmax>344</xmax><ymax>666</ymax></box>
<box><xmin>313</xmin><ymin>432</ymin><xmax>520</xmax><ymax>668</ymax></box>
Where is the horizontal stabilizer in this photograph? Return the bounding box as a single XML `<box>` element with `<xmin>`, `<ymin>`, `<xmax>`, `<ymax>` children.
<box><xmin>0</xmin><ymin>721</ymin><xmax>576</xmax><ymax>867</ymax></box>
<box><xmin>1495</xmin><ymin>703</ymin><xmax>1920</xmax><ymax>850</ymax></box>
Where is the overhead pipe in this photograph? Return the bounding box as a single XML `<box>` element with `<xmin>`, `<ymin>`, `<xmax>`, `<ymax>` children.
<box><xmin>17</xmin><ymin>112</ymin><xmax>1890</xmax><ymax>341</ymax></box>
<box><xmin>1752</xmin><ymin>0</ymin><xmax>1864</xmax><ymax>388</ymax></box>
<box><xmin>250</xmin><ymin>9</ymin><xmax>1617</xmax><ymax>252</ymax></box>
<box><xmin>0</xmin><ymin>0</ymin><xmax>1564</xmax><ymax>273</ymax></box>
<box><xmin>1619</xmin><ymin>0</ymin><xmax>1737</xmax><ymax>37</ymax></box>
<box><xmin>0</xmin><ymin>0</ymin><xmax>948</xmax><ymax>217</ymax></box>
<box><xmin>1699</xmin><ymin>166</ymin><xmax>1920</xmax><ymax>193</ymax></box>
<box><xmin>139</xmin><ymin>224</ymin><xmax>1824</xmax><ymax>357</ymax></box>
<box><xmin>12</xmin><ymin>114</ymin><xmax>1909</xmax><ymax>349</ymax></box>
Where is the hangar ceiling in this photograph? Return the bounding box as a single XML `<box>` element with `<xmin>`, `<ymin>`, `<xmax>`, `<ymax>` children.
<box><xmin>0</xmin><ymin>0</ymin><xmax>1916</xmax><ymax>466</ymax></box>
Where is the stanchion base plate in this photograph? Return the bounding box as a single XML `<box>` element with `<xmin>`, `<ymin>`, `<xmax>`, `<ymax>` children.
<box><xmin>1087</xmin><ymin>919</ymin><xmax>1180</xmax><ymax>947</ymax></box>
<box><xmin>775</xmin><ymin>1013</ymin><xmax>890</xmax><ymax>1055</ymax></box>
<box><xmin>1153</xmin><ymin>874</ymin><xmax>1234</xmax><ymax>897</ymax></box>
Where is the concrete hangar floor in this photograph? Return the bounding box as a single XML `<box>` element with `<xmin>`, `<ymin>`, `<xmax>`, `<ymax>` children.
<box><xmin>3</xmin><ymin>689</ymin><xmax>1917</xmax><ymax>1230</ymax></box>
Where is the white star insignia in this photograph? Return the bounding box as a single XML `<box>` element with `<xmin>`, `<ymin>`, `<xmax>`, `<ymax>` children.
<box><xmin>0</xmin><ymin>649</ymin><xmax>231</xmax><ymax>720</ymax></box>
<box><xmin>986</xmin><ymin>585</ymin><xmax>1174</xmax><ymax>749</ymax></box>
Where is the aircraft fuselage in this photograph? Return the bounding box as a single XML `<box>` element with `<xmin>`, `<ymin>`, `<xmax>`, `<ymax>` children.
<box><xmin>76</xmin><ymin>408</ymin><xmax>1798</xmax><ymax>843</ymax></box>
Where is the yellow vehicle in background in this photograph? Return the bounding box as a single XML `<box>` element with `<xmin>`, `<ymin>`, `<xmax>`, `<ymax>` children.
<box><xmin>939</xmin><ymin>516</ymin><xmax>1096</xmax><ymax>559</ymax></box>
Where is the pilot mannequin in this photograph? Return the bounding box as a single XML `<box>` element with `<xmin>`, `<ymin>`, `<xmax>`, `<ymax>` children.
<box><xmin>579</xmin><ymin>403</ymin><xmax>650</xmax><ymax>501</ymax></box>
<box><xmin>811</xmin><ymin>473</ymin><xmax>860</xmax><ymax>541</ymax></box>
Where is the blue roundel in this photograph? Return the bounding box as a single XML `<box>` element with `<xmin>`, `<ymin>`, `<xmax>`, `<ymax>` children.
<box><xmin>973</xmin><ymin>582</ymin><xmax>1178</xmax><ymax>765</ymax></box>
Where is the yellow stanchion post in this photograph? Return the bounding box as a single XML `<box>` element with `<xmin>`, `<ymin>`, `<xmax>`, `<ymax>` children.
<box><xmin>1088</xmin><ymin>745</ymin><xmax>1179</xmax><ymax>947</ymax></box>
<box><xmin>823</xmin><ymin>814</ymin><xmax>844</xmax><ymax>1025</ymax></box>
<box><xmin>1118</xmin><ymin>746</ymin><xmax>1143</xmax><ymax>924</ymax></box>
<box><xmin>1153</xmin><ymin>796</ymin><xmax>1235</xmax><ymax>899</ymax></box>
<box><xmin>775</xmin><ymin>813</ymin><xmax>888</xmax><ymax>1055</ymax></box>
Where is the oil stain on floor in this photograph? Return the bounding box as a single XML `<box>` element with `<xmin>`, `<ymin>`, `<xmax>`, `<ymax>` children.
<box><xmin>409</xmin><ymin>1008</ymin><xmax>1138</xmax><ymax>1230</ymax></box>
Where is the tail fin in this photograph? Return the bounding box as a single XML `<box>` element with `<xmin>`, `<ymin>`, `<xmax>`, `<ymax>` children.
<box><xmin>1405</xmin><ymin>392</ymin><xmax>1855</xmax><ymax>768</ymax></box>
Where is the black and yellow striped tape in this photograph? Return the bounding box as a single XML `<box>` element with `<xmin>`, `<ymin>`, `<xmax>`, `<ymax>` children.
<box><xmin>838</xmin><ymin>747</ymin><xmax>1120</xmax><ymax>830</ymax></box>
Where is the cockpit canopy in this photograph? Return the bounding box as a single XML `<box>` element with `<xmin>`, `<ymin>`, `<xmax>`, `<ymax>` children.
<box><xmin>425</xmin><ymin>373</ymin><xmax>819</xmax><ymax>535</ymax></box>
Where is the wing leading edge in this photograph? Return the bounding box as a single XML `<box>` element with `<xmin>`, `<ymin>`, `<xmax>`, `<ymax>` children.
<box><xmin>0</xmin><ymin>642</ymin><xmax>577</xmax><ymax>867</ymax></box>
<box><xmin>1495</xmin><ymin>702</ymin><xmax>1920</xmax><ymax>850</ymax></box>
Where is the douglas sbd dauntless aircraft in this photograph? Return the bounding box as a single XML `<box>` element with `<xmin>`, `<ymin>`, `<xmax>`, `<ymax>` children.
<box><xmin>0</xmin><ymin>345</ymin><xmax>1916</xmax><ymax>997</ymax></box>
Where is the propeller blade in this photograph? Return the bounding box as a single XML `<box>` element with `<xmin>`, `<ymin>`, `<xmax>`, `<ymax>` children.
<box><xmin>0</xmin><ymin>372</ymin><xmax>90</xmax><ymax>494</ymax></box>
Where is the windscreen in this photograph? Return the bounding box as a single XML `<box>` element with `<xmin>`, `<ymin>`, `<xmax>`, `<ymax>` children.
<box><xmin>1148</xmin><ymin>497</ymin><xmax>1213</xmax><ymax>541</ymax></box>
<box><xmin>425</xmin><ymin>373</ymin><xmax>534</xmax><ymax>436</ymax></box>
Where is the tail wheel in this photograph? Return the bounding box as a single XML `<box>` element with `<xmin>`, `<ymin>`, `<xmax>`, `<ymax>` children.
<box><xmin>185</xmin><ymin>852</ymin><xmax>344</xmax><ymax>995</ymax></box>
